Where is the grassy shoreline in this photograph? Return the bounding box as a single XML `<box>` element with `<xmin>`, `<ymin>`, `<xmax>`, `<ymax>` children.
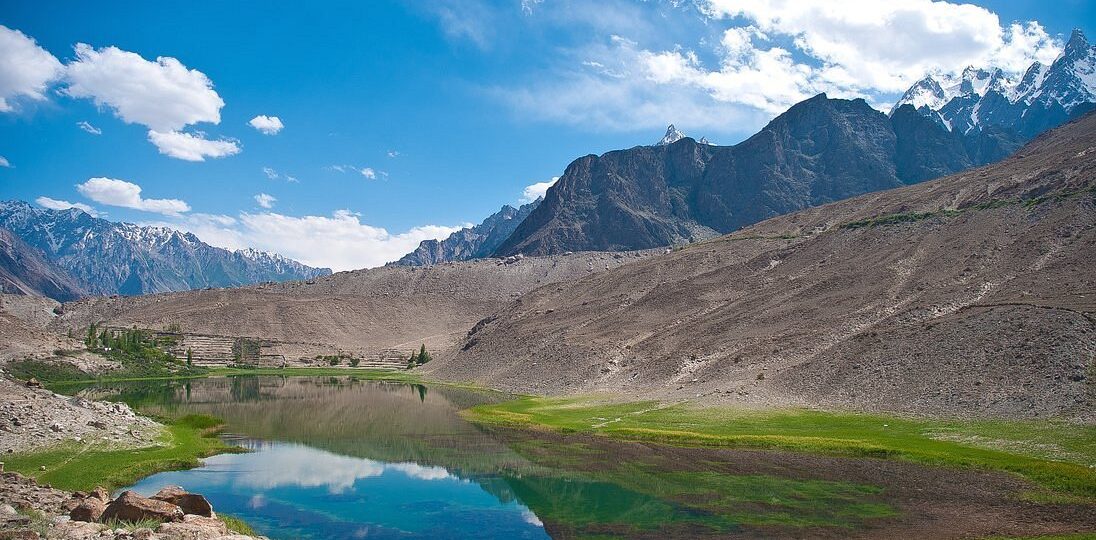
<box><xmin>9</xmin><ymin>366</ymin><xmax>1095</xmax><ymax>504</ymax></box>
<box><xmin>462</xmin><ymin>396</ymin><xmax>1096</xmax><ymax>500</ymax></box>
<box><xmin>3</xmin><ymin>413</ymin><xmax>238</xmax><ymax>492</ymax></box>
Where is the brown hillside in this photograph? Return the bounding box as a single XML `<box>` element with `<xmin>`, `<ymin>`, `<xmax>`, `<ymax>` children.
<box><xmin>55</xmin><ymin>251</ymin><xmax>653</xmax><ymax>360</ymax></box>
<box><xmin>428</xmin><ymin>113</ymin><xmax>1096</xmax><ymax>419</ymax></box>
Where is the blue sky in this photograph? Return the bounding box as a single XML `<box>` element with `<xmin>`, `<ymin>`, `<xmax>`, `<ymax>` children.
<box><xmin>0</xmin><ymin>0</ymin><xmax>1091</xmax><ymax>270</ymax></box>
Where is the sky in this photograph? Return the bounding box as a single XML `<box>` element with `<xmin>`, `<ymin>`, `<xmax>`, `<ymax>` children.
<box><xmin>0</xmin><ymin>0</ymin><xmax>1091</xmax><ymax>271</ymax></box>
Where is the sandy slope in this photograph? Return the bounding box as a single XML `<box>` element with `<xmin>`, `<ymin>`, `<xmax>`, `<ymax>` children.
<box><xmin>427</xmin><ymin>114</ymin><xmax>1096</xmax><ymax>419</ymax></box>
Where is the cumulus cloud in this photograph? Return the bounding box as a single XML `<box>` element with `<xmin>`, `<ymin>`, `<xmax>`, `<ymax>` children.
<box><xmin>501</xmin><ymin>0</ymin><xmax>1064</xmax><ymax>130</ymax></box>
<box><xmin>0</xmin><ymin>156</ymin><xmax>10</xmax><ymax>168</ymax></box>
<box><xmin>63</xmin><ymin>42</ymin><xmax>238</xmax><ymax>160</ymax></box>
<box><xmin>76</xmin><ymin>120</ymin><xmax>102</xmax><ymax>135</ymax></box>
<box><xmin>253</xmin><ymin>193</ymin><xmax>276</xmax><ymax>209</ymax></box>
<box><xmin>34</xmin><ymin>196</ymin><xmax>100</xmax><ymax>217</ymax></box>
<box><xmin>164</xmin><ymin>208</ymin><xmax>463</xmax><ymax>271</ymax></box>
<box><xmin>64</xmin><ymin>44</ymin><xmax>223</xmax><ymax>131</ymax></box>
<box><xmin>701</xmin><ymin>0</ymin><xmax>1062</xmax><ymax>93</ymax></box>
<box><xmin>248</xmin><ymin>115</ymin><xmax>284</xmax><ymax>135</ymax></box>
<box><xmin>521</xmin><ymin>177</ymin><xmax>559</xmax><ymax>203</ymax></box>
<box><xmin>263</xmin><ymin>166</ymin><xmax>279</xmax><ymax>180</ymax></box>
<box><xmin>360</xmin><ymin>167</ymin><xmax>377</xmax><ymax>180</ymax></box>
<box><xmin>76</xmin><ymin>177</ymin><xmax>190</xmax><ymax>216</ymax></box>
<box><xmin>0</xmin><ymin>25</ymin><xmax>64</xmax><ymax>112</ymax></box>
<box><xmin>387</xmin><ymin>150</ymin><xmax>400</xmax><ymax>158</ymax></box>
<box><xmin>147</xmin><ymin>130</ymin><xmax>240</xmax><ymax>161</ymax></box>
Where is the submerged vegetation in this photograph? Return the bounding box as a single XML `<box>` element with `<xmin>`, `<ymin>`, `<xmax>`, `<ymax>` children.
<box><xmin>464</xmin><ymin>396</ymin><xmax>1096</xmax><ymax>500</ymax></box>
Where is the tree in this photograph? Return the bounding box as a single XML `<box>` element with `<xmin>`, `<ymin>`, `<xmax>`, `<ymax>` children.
<box><xmin>186</xmin><ymin>348</ymin><xmax>193</xmax><ymax>367</ymax></box>
<box><xmin>417</xmin><ymin>344</ymin><xmax>431</xmax><ymax>365</ymax></box>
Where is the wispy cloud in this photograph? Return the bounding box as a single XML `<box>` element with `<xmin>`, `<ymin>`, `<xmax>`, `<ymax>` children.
<box><xmin>35</xmin><ymin>196</ymin><xmax>100</xmax><ymax>217</ymax></box>
<box><xmin>254</xmin><ymin>193</ymin><xmax>276</xmax><ymax>209</ymax></box>
<box><xmin>76</xmin><ymin>120</ymin><xmax>101</xmax><ymax>135</ymax></box>
<box><xmin>521</xmin><ymin>176</ymin><xmax>558</xmax><ymax>203</ymax></box>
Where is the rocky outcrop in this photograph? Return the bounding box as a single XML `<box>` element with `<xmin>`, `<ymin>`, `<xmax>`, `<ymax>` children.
<box><xmin>100</xmin><ymin>491</ymin><xmax>185</xmax><ymax>523</ymax></box>
<box><xmin>150</xmin><ymin>486</ymin><xmax>213</xmax><ymax>518</ymax></box>
<box><xmin>0</xmin><ymin>473</ymin><xmax>266</xmax><ymax>540</ymax></box>
<box><xmin>496</xmin><ymin>94</ymin><xmax>990</xmax><ymax>256</ymax></box>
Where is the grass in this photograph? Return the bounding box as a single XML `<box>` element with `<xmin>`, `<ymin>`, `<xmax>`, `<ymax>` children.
<box><xmin>220</xmin><ymin>514</ymin><xmax>258</xmax><ymax>535</ymax></box>
<box><xmin>2</xmin><ymin>414</ymin><xmax>239</xmax><ymax>492</ymax></box>
<box><xmin>463</xmin><ymin>396</ymin><xmax>1096</xmax><ymax>499</ymax></box>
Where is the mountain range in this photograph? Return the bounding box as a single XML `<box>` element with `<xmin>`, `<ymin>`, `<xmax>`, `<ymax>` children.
<box><xmin>892</xmin><ymin>29</ymin><xmax>1095</xmax><ymax>139</ymax></box>
<box><xmin>393</xmin><ymin>200</ymin><xmax>541</xmax><ymax>266</ymax></box>
<box><xmin>396</xmin><ymin>29</ymin><xmax>1095</xmax><ymax>262</ymax></box>
<box><xmin>0</xmin><ymin>201</ymin><xmax>330</xmax><ymax>299</ymax></box>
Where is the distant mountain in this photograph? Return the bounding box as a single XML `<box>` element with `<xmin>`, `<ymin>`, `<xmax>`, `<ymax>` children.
<box><xmin>393</xmin><ymin>200</ymin><xmax>540</xmax><ymax>266</ymax></box>
<box><xmin>0</xmin><ymin>227</ymin><xmax>84</xmax><ymax>301</ymax></box>
<box><xmin>0</xmin><ymin>200</ymin><xmax>331</xmax><ymax>297</ymax></box>
<box><xmin>655</xmin><ymin>124</ymin><xmax>687</xmax><ymax>146</ymax></box>
<box><xmin>495</xmin><ymin>93</ymin><xmax>1005</xmax><ymax>256</ymax></box>
<box><xmin>892</xmin><ymin>29</ymin><xmax>1095</xmax><ymax>140</ymax></box>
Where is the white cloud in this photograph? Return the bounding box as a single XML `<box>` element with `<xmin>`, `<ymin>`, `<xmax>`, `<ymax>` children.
<box><xmin>147</xmin><ymin>130</ymin><xmax>240</xmax><ymax>161</ymax></box>
<box><xmin>76</xmin><ymin>177</ymin><xmax>190</xmax><ymax>216</ymax></box>
<box><xmin>0</xmin><ymin>25</ymin><xmax>63</xmax><ymax>112</ymax></box>
<box><xmin>248</xmin><ymin>115</ymin><xmax>284</xmax><ymax>135</ymax></box>
<box><xmin>500</xmin><ymin>1</ymin><xmax>1063</xmax><ymax>130</ymax></box>
<box><xmin>360</xmin><ymin>167</ymin><xmax>377</xmax><ymax>179</ymax></box>
<box><xmin>0</xmin><ymin>156</ymin><xmax>9</xmax><ymax>168</ymax></box>
<box><xmin>387</xmin><ymin>150</ymin><xmax>400</xmax><ymax>158</ymax></box>
<box><xmin>34</xmin><ymin>196</ymin><xmax>100</xmax><ymax>217</ymax></box>
<box><xmin>76</xmin><ymin>120</ymin><xmax>102</xmax><ymax>135</ymax></box>
<box><xmin>263</xmin><ymin>166</ymin><xmax>279</xmax><ymax>180</ymax></box>
<box><xmin>165</xmin><ymin>209</ymin><xmax>464</xmax><ymax>271</ymax></box>
<box><xmin>521</xmin><ymin>176</ymin><xmax>558</xmax><ymax>203</ymax></box>
<box><xmin>64</xmin><ymin>43</ymin><xmax>224</xmax><ymax>132</ymax></box>
<box><xmin>254</xmin><ymin>193</ymin><xmax>276</xmax><ymax>209</ymax></box>
<box><xmin>701</xmin><ymin>0</ymin><xmax>1062</xmax><ymax>93</ymax></box>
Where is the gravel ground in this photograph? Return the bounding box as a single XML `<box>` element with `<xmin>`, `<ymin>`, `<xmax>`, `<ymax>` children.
<box><xmin>0</xmin><ymin>375</ymin><xmax>162</xmax><ymax>454</ymax></box>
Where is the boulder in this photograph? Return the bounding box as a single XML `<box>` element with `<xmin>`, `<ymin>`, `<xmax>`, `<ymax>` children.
<box><xmin>155</xmin><ymin>514</ymin><xmax>228</xmax><ymax>538</ymax></box>
<box><xmin>24</xmin><ymin>378</ymin><xmax>40</xmax><ymax>388</ymax></box>
<box><xmin>100</xmin><ymin>490</ymin><xmax>184</xmax><ymax>523</ymax></box>
<box><xmin>69</xmin><ymin>497</ymin><xmax>106</xmax><ymax>522</ymax></box>
<box><xmin>151</xmin><ymin>486</ymin><xmax>214</xmax><ymax>517</ymax></box>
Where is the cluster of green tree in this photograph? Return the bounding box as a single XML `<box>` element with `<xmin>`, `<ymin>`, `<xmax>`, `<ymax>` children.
<box><xmin>82</xmin><ymin>323</ymin><xmax>206</xmax><ymax>378</ymax></box>
<box><xmin>231</xmin><ymin>339</ymin><xmax>261</xmax><ymax>362</ymax></box>
<box><xmin>407</xmin><ymin>344</ymin><xmax>432</xmax><ymax>369</ymax></box>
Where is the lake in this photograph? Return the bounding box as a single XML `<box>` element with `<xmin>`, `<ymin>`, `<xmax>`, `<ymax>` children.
<box><xmin>74</xmin><ymin>376</ymin><xmax>1044</xmax><ymax>539</ymax></box>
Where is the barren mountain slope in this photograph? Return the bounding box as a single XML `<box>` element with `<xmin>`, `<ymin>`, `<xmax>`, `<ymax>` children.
<box><xmin>428</xmin><ymin>113</ymin><xmax>1096</xmax><ymax>419</ymax></box>
<box><xmin>56</xmin><ymin>251</ymin><xmax>652</xmax><ymax>357</ymax></box>
<box><xmin>0</xmin><ymin>228</ymin><xmax>84</xmax><ymax>301</ymax></box>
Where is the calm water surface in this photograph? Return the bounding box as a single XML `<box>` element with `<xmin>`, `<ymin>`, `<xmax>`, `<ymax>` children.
<box><xmin>79</xmin><ymin>376</ymin><xmax>897</xmax><ymax>539</ymax></box>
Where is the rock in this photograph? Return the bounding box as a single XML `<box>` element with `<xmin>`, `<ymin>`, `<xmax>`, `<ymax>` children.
<box><xmin>155</xmin><ymin>514</ymin><xmax>228</xmax><ymax>538</ymax></box>
<box><xmin>49</xmin><ymin>423</ymin><xmax>63</xmax><ymax>433</ymax></box>
<box><xmin>25</xmin><ymin>378</ymin><xmax>41</xmax><ymax>388</ymax></box>
<box><xmin>69</xmin><ymin>498</ymin><xmax>106</xmax><ymax>522</ymax></box>
<box><xmin>100</xmin><ymin>491</ymin><xmax>184</xmax><ymax>523</ymax></box>
<box><xmin>87</xmin><ymin>420</ymin><xmax>107</xmax><ymax>430</ymax></box>
<box><xmin>152</xmin><ymin>486</ymin><xmax>214</xmax><ymax>517</ymax></box>
<box><xmin>90</xmin><ymin>487</ymin><xmax>110</xmax><ymax>503</ymax></box>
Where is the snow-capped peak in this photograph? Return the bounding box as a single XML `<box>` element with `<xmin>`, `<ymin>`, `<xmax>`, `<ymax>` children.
<box><xmin>656</xmin><ymin>124</ymin><xmax>687</xmax><ymax>145</ymax></box>
<box><xmin>891</xmin><ymin>76</ymin><xmax>948</xmax><ymax>114</ymax></box>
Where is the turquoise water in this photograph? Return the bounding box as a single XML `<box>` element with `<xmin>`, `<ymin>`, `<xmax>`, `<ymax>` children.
<box><xmin>129</xmin><ymin>440</ymin><xmax>549</xmax><ymax>539</ymax></box>
<box><xmin>80</xmin><ymin>376</ymin><xmax>896</xmax><ymax>539</ymax></box>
